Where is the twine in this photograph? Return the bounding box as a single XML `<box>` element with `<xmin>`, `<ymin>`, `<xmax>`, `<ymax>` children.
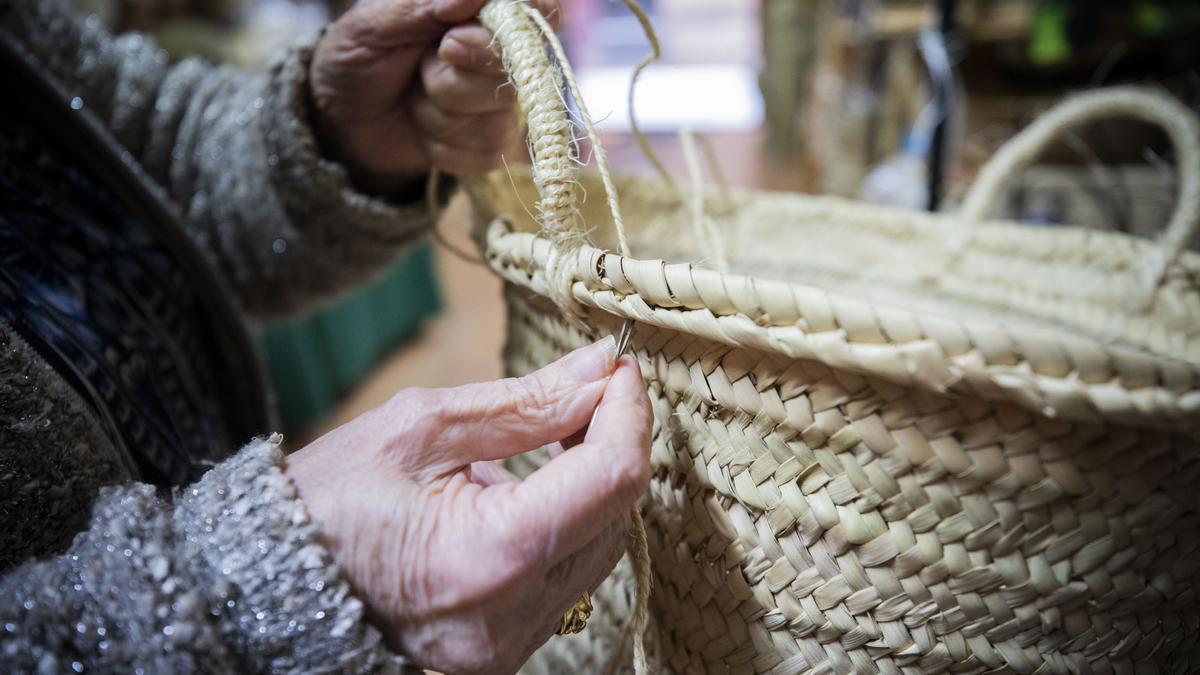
<box><xmin>479</xmin><ymin>0</ymin><xmax>583</xmax><ymax>328</ymax></box>
<box><xmin>679</xmin><ymin>127</ymin><xmax>729</xmax><ymax>267</ymax></box>
<box><xmin>480</xmin><ymin>1</ymin><xmax>653</xmax><ymax>670</ymax></box>
<box><xmin>427</xmin><ymin>167</ymin><xmax>489</xmax><ymax>265</ymax></box>
<box><xmin>618</xmin><ymin>0</ymin><xmax>679</xmax><ymax>197</ymax></box>
<box><xmin>522</xmin><ymin>5</ymin><xmax>631</xmax><ymax>257</ymax></box>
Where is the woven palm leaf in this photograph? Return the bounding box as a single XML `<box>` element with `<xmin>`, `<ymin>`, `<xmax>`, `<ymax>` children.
<box><xmin>468</xmin><ymin>2</ymin><xmax>1200</xmax><ymax>672</ymax></box>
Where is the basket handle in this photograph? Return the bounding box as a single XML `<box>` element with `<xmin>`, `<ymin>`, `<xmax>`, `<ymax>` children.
<box><xmin>479</xmin><ymin>1</ymin><xmax>584</xmax><ymax>239</ymax></box>
<box><xmin>478</xmin><ymin>0</ymin><xmax>675</xmax><ymax>259</ymax></box>
<box><xmin>955</xmin><ymin>87</ymin><xmax>1200</xmax><ymax>281</ymax></box>
<box><xmin>480</xmin><ymin>0</ymin><xmax>645</xmax><ymax>260</ymax></box>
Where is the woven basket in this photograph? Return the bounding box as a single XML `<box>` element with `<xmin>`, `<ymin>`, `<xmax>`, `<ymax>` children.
<box><xmin>467</xmin><ymin>3</ymin><xmax>1200</xmax><ymax>672</ymax></box>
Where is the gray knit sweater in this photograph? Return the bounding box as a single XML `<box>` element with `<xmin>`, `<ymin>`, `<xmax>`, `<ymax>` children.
<box><xmin>0</xmin><ymin>0</ymin><xmax>430</xmax><ymax>671</ymax></box>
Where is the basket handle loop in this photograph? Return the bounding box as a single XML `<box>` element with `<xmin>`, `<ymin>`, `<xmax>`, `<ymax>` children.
<box><xmin>479</xmin><ymin>0</ymin><xmax>627</xmax><ymax>334</ymax></box>
<box><xmin>954</xmin><ymin>87</ymin><xmax>1200</xmax><ymax>291</ymax></box>
<box><xmin>479</xmin><ymin>1</ymin><xmax>583</xmax><ymax>241</ymax></box>
<box><xmin>477</xmin><ymin>6</ymin><xmax>653</xmax><ymax>672</ymax></box>
<box><xmin>480</xmin><ymin>0</ymin><xmax>645</xmax><ymax>255</ymax></box>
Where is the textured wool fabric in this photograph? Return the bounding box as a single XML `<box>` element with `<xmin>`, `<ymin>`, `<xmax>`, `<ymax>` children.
<box><xmin>0</xmin><ymin>0</ymin><xmax>435</xmax><ymax>670</ymax></box>
<box><xmin>0</xmin><ymin>435</ymin><xmax>412</xmax><ymax>673</ymax></box>
<box><xmin>0</xmin><ymin>0</ymin><xmax>431</xmax><ymax>319</ymax></box>
<box><xmin>0</xmin><ymin>328</ymin><xmax>133</xmax><ymax>571</ymax></box>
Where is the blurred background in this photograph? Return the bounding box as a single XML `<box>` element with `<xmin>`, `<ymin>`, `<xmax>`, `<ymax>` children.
<box><xmin>75</xmin><ymin>0</ymin><xmax>1200</xmax><ymax>439</ymax></box>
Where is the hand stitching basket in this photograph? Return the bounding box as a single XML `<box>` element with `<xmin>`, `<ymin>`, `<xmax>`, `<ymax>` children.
<box><xmin>469</xmin><ymin>2</ymin><xmax>1200</xmax><ymax>672</ymax></box>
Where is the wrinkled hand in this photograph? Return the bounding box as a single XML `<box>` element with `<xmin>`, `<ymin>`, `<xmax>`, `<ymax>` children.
<box><xmin>309</xmin><ymin>0</ymin><xmax>559</xmax><ymax>195</ymax></box>
<box><xmin>284</xmin><ymin>338</ymin><xmax>652</xmax><ymax>675</ymax></box>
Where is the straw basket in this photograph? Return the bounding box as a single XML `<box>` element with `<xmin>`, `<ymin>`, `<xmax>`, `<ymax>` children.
<box><xmin>467</xmin><ymin>3</ymin><xmax>1200</xmax><ymax>672</ymax></box>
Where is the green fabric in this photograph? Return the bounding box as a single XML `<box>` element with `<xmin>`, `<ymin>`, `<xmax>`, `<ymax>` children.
<box><xmin>261</xmin><ymin>241</ymin><xmax>441</xmax><ymax>432</ymax></box>
<box><xmin>1029</xmin><ymin>3</ymin><xmax>1070</xmax><ymax>66</ymax></box>
<box><xmin>1133</xmin><ymin>2</ymin><xmax>1168</xmax><ymax>35</ymax></box>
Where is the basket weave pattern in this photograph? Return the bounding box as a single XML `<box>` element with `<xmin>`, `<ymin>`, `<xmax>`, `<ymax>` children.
<box><xmin>490</xmin><ymin>244</ymin><xmax>1198</xmax><ymax>673</ymax></box>
<box><xmin>470</xmin><ymin>2</ymin><xmax>1200</xmax><ymax>671</ymax></box>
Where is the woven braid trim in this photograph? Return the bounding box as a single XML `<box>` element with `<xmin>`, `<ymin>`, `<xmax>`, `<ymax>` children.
<box><xmin>467</xmin><ymin>166</ymin><xmax>1200</xmax><ymax>370</ymax></box>
<box><xmin>483</xmin><ymin>221</ymin><xmax>1200</xmax><ymax>432</ymax></box>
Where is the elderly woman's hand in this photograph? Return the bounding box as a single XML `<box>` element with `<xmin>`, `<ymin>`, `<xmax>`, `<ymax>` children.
<box><xmin>309</xmin><ymin>0</ymin><xmax>557</xmax><ymax>194</ymax></box>
<box><xmin>284</xmin><ymin>338</ymin><xmax>651</xmax><ymax>675</ymax></box>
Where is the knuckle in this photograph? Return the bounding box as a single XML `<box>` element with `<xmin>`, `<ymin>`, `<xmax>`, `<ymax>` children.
<box><xmin>324</xmin><ymin>18</ymin><xmax>381</xmax><ymax>64</ymax></box>
<box><xmin>411</xmin><ymin>101</ymin><xmax>444</xmax><ymax>135</ymax></box>
<box><xmin>416</xmin><ymin>101</ymin><xmax>448</xmax><ymax>131</ymax></box>
<box><xmin>448</xmin><ymin>380</ymin><xmax>516</xmax><ymax>428</ymax></box>
<box><xmin>505</xmin><ymin>375</ymin><xmax>553</xmax><ymax>417</ymax></box>
<box><xmin>427</xmin><ymin>69</ymin><xmax>466</xmax><ymax>101</ymax></box>
<box><xmin>628</xmin><ymin>391</ymin><xmax>654</xmax><ymax>433</ymax></box>
<box><xmin>393</xmin><ymin>387</ymin><xmax>448</xmax><ymax>439</ymax></box>
<box><xmin>425</xmin><ymin>138</ymin><xmax>452</xmax><ymax>161</ymax></box>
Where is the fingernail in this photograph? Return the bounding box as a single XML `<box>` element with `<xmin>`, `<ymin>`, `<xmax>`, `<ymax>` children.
<box><xmin>438</xmin><ymin>36</ymin><xmax>465</xmax><ymax>63</ymax></box>
<box><xmin>560</xmin><ymin>336</ymin><xmax>617</xmax><ymax>382</ymax></box>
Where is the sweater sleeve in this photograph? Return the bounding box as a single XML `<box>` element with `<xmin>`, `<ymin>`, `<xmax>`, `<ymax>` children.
<box><xmin>0</xmin><ymin>0</ymin><xmax>435</xmax><ymax>319</ymax></box>
<box><xmin>0</xmin><ymin>436</ymin><xmax>417</xmax><ymax>674</ymax></box>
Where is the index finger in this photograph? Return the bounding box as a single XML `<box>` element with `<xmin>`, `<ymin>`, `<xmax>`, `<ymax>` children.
<box><xmin>506</xmin><ymin>356</ymin><xmax>652</xmax><ymax>562</ymax></box>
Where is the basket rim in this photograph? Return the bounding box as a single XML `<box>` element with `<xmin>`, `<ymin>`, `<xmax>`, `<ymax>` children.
<box><xmin>476</xmin><ymin>212</ymin><xmax>1200</xmax><ymax>433</ymax></box>
<box><xmin>466</xmin><ymin>168</ymin><xmax>1198</xmax><ymax>357</ymax></box>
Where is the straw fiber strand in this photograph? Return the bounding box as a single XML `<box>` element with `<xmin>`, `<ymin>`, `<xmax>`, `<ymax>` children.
<box><xmin>471</xmin><ymin>1</ymin><xmax>1200</xmax><ymax>671</ymax></box>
